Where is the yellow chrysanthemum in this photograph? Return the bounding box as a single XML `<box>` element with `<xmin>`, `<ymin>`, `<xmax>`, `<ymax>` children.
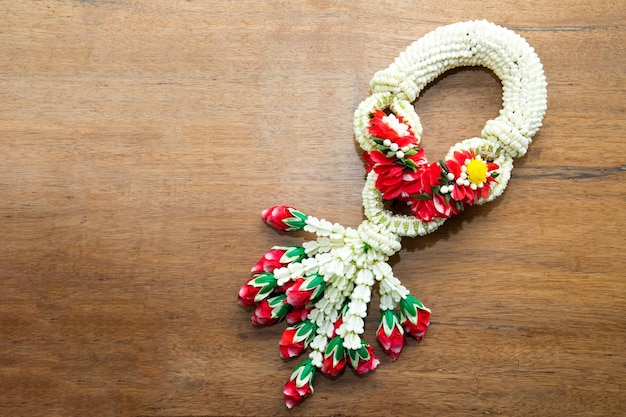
<box><xmin>466</xmin><ymin>158</ymin><xmax>488</xmax><ymax>184</ymax></box>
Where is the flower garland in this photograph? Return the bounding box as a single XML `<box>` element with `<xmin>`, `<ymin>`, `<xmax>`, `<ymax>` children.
<box><xmin>238</xmin><ymin>20</ymin><xmax>547</xmax><ymax>408</ymax></box>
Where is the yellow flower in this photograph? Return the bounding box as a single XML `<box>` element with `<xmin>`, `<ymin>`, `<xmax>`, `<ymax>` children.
<box><xmin>466</xmin><ymin>158</ymin><xmax>488</xmax><ymax>184</ymax></box>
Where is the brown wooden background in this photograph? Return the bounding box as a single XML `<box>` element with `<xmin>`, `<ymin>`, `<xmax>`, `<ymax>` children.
<box><xmin>1</xmin><ymin>1</ymin><xmax>624</xmax><ymax>416</ymax></box>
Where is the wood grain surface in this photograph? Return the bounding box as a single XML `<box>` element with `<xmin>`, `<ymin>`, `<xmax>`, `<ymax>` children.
<box><xmin>1</xmin><ymin>1</ymin><xmax>625</xmax><ymax>416</ymax></box>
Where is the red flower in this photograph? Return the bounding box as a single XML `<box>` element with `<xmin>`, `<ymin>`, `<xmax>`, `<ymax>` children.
<box><xmin>262</xmin><ymin>206</ymin><xmax>307</xmax><ymax>232</ymax></box>
<box><xmin>406</xmin><ymin>162</ymin><xmax>462</xmax><ymax>221</ymax></box>
<box><xmin>321</xmin><ymin>336</ymin><xmax>347</xmax><ymax>376</ymax></box>
<box><xmin>251</xmin><ymin>294</ymin><xmax>291</xmax><ymax>326</ymax></box>
<box><xmin>368</xmin><ymin>109</ymin><xmax>418</xmax><ymax>148</ymax></box>
<box><xmin>399</xmin><ymin>295</ymin><xmax>431</xmax><ymax>341</ymax></box>
<box><xmin>237</xmin><ymin>272</ymin><xmax>276</xmax><ymax>307</ymax></box>
<box><xmin>284</xmin><ymin>359</ymin><xmax>316</xmax><ymax>409</ymax></box>
<box><xmin>347</xmin><ymin>341</ymin><xmax>380</xmax><ymax>374</ymax></box>
<box><xmin>279</xmin><ymin>320</ymin><xmax>317</xmax><ymax>359</ymax></box>
<box><xmin>285</xmin><ymin>274</ymin><xmax>326</xmax><ymax>309</ymax></box>
<box><xmin>364</xmin><ymin>150</ymin><xmax>425</xmax><ymax>201</ymax></box>
<box><xmin>376</xmin><ymin>310</ymin><xmax>406</xmax><ymax>360</ymax></box>
<box><xmin>363</xmin><ymin>150</ymin><xmax>375</xmax><ymax>173</ymax></box>
<box><xmin>363</xmin><ymin>109</ymin><xmax>428</xmax><ymax>202</ymax></box>
<box><xmin>444</xmin><ymin>150</ymin><xmax>499</xmax><ymax>205</ymax></box>
<box><xmin>406</xmin><ymin>163</ymin><xmax>443</xmax><ymax>221</ymax></box>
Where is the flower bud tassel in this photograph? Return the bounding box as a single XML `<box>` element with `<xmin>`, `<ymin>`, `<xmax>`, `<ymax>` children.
<box><xmin>284</xmin><ymin>359</ymin><xmax>316</xmax><ymax>409</ymax></box>
<box><xmin>347</xmin><ymin>341</ymin><xmax>380</xmax><ymax>374</ymax></box>
<box><xmin>262</xmin><ymin>206</ymin><xmax>308</xmax><ymax>232</ymax></box>
<box><xmin>320</xmin><ymin>336</ymin><xmax>347</xmax><ymax>377</ymax></box>
<box><xmin>400</xmin><ymin>294</ymin><xmax>431</xmax><ymax>341</ymax></box>
<box><xmin>376</xmin><ymin>309</ymin><xmax>406</xmax><ymax>361</ymax></box>
<box><xmin>251</xmin><ymin>294</ymin><xmax>291</xmax><ymax>327</ymax></box>
<box><xmin>279</xmin><ymin>320</ymin><xmax>317</xmax><ymax>359</ymax></box>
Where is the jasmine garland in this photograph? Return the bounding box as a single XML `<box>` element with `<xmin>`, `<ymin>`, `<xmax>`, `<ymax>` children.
<box><xmin>238</xmin><ymin>20</ymin><xmax>547</xmax><ymax>408</ymax></box>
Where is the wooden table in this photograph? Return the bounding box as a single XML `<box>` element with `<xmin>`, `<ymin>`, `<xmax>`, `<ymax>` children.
<box><xmin>1</xmin><ymin>1</ymin><xmax>624</xmax><ymax>416</ymax></box>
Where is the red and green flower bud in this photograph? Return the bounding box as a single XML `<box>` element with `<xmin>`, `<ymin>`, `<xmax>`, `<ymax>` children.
<box><xmin>237</xmin><ymin>272</ymin><xmax>276</xmax><ymax>307</ymax></box>
<box><xmin>279</xmin><ymin>320</ymin><xmax>317</xmax><ymax>359</ymax></box>
<box><xmin>251</xmin><ymin>294</ymin><xmax>291</xmax><ymax>327</ymax></box>
<box><xmin>251</xmin><ymin>246</ymin><xmax>307</xmax><ymax>274</ymax></box>
<box><xmin>321</xmin><ymin>336</ymin><xmax>347</xmax><ymax>377</ymax></box>
<box><xmin>283</xmin><ymin>359</ymin><xmax>316</xmax><ymax>409</ymax></box>
<box><xmin>347</xmin><ymin>340</ymin><xmax>380</xmax><ymax>374</ymax></box>
<box><xmin>285</xmin><ymin>274</ymin><xmax>326</xmax><ymax>309</ymax></box>
<box><xmin>251</xmin><ymin>248</ymin><xmax>287</xmax><ymax>274</ymax></box>
<box><xmin>285</xmin><ymin>304</ymin><xmax>314</xmax><ymax>325</ymax></box>
<box><xmin>399</xmin><ymin>294</ymin><xmax>431</xmax><ymax>340</ymax></box>
<box><xmin>279</xmin><ymin>246</ymin><xmax>307</xmax><ymax>263</ymax></box>
<box><xmin>262</xmin><ymin>205</ymin><xmax>308</xmax><ymax>232</ymax></box>
<box><xmin>376</xmin><ymin>309</ymin><xmax>406</xmax><ymax>360</ymax></box>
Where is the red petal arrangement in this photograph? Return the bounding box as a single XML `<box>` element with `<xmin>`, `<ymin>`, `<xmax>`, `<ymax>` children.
<box><xmin>364</xmin><ymin>109</ymin><xmax>501</xmax><ymax>222</ymax></box>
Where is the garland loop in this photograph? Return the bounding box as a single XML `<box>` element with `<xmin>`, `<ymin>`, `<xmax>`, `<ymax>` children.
<box><xmin>356</xmin><ymin>20</ymin><xmax>547</xmax><ymax>236</ymax></box>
